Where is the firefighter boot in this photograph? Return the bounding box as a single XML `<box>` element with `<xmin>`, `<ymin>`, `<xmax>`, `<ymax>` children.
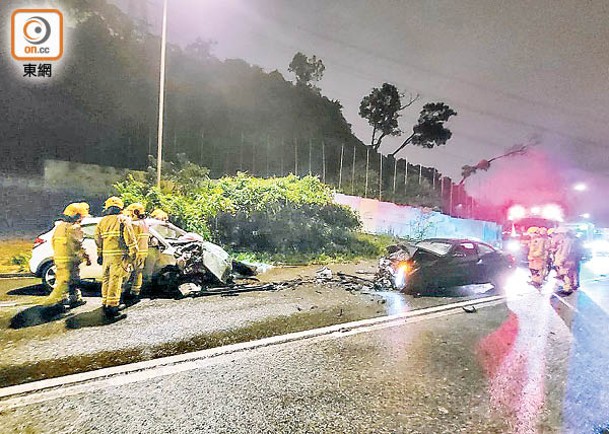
<box><xmin>122</xmin><ymin>291</ymin><xmax>140</xmax><ymax>308</ymax></box>
<box><xmin>102</xmin><ymin>305</ymin><xmax>127</xmax><ymax>321</ymax></box>
<box><xmin>67</xmin><ymin>284</ymin><xmax>86</xmax><ymax>309</ymax></box>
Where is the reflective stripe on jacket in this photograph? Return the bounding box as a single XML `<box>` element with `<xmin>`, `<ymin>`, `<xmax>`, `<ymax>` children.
<box><xmin>52</xmin><ymin>221</ymin><xmax>86</xmax><ymax>264</ymax></box>
<box><xmin>555</xmin><ymin>236</ymin><xmax>581</xmax><ymax>265</ymax></box>
<box><xmin>95</xmin><ymin>214</ymin><xmax>138</xmax><ymax>258</ymax></box>
<box><xmin>528</xmin><ymin>237</ymin><xmax>547</xmax><ymax>261</ymax></box>
<box><xmin>132</xmin><ymin>219</ymin><xmax>150</xmax><ymax>258</ymax></box>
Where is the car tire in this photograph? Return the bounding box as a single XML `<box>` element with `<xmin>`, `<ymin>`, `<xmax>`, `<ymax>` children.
<box><xmin>40</xmin><ymin>261</ymin><xmax>57</xmax><ymax>293</ymax></box>
<box><xmin>401</xmin><ymin>276</ymin><xmax>428</xmax><ymax>296</ymax></box>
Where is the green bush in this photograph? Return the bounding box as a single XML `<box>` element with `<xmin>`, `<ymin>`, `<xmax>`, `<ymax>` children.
<box><xmin>213</xmin><ymin>202</ymin><xmax>360</xmax><ymax>255</ymax></box>
<box><xmin>10</xmin><ymin>254</ymin><xmax>29</xmax><ymax>270</ymax></box>
<box><xmin>114</xmin><ymin>157</ymin><xmax>373</xmax><ymax>261</ymax></box>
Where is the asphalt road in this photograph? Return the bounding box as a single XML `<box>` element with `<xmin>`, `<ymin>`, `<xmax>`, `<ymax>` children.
<box><xmin>0</xmin><ymin>265</ymin><xmax>501</xmax><ymax>371</ymax></box>
<box><xmin>1</xmin><ymin>270</ymin><xmax>608</xmax><ymax>434</ymax></box>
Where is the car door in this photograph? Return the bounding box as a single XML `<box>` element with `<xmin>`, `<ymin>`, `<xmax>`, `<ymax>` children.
<box><xmin>445</xmin><ymin>242</ymin><xmax>479</xmax><ymax>286</ymax></box>
<box><xmin>476</xmin><ymin>242</ymin><xmax>506</xmax><ymax>283</ymax></box>
<box><xmin>80</xmin><ymin>223</ymin><xmax>102</xmax><ymax>279</ymax></box>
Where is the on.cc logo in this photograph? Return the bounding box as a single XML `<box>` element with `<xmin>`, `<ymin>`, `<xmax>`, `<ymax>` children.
<box><xmin>23</xmin><ymin>16</ymin><xmax>52</xmax><ymax>45</ymax></box>
<box><xmin>11</xmin><ymin>9</ymin><xmax>63</xmax><ymax>61</ymax></box>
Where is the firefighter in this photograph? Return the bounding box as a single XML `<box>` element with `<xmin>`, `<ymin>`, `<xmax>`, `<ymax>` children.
<box><xmin>95</xmin><ymin>196</ymin><xmax>138</xmax><ymax>320</ymax></box>
<box><xmin>123</xmin><ymin>203</ymin><xmax>150</xmax><ymax>306</ymax></box>
<box><xmin>527</xmin><ymin>227</ymin><xmax>547</xmax><ymax>288</ymax></box>
<box><xmin>554</xmin><ymin>229</ymin><xmax>583</xmax><ymax>295</ymax></box>
<box><xmin>44</xmin><ymin>203</ymin><xmax>91</xmax><ymax>308</ymax></box>
<box><xmin>150</xmin><ymin>209</ymin><xmax>169</xmax><ymax>222</ymax></box>
<box><xmin>538</xmin><ymin>227</ymin><xmax>551</xmax><ymax>280</ymax></box>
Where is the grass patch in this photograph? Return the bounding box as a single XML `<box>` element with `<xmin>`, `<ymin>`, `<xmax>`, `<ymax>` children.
<box><xmin>0</xmin><ymin>239</ymin><xmax>32</xmax><ymax>274</ymax></box>
<box><xmin>233</xmin><ymin>232</ymin><xmax>400</xmax><ymax>266</ymax></box>
<box><xmin>0</xmin><ymin>307</ymin><xmax>380</xmax><ymax>388</ymax></box>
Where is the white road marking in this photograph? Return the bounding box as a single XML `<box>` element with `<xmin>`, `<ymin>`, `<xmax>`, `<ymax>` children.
<box><xmin>0</xmin><ymin>295</ymin><xmax>507</xmax><ymax>410</ymax></box>
<box><xmin>3</xmin><ymin>274</ymin><xmax>606</xmax><ymax>410</ymax></box>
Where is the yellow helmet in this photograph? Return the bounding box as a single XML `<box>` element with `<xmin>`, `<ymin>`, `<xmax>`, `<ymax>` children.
<box><xmin>104</xmin><ymin>196</ymin><xmax>124</xmax><ymax>210</ymax></box>
<box><xmin>547</xmin><ymin>228</ymin><xmax>556</xmax><ymax>236</ymax></box>
<box><xmin>63</xmin><ymin>203</ymin><xmax>82</xmax><ymax>217</ymax></box>
<box><xmin>527</xmin><ymin>226</ymin><xmax>539</xmax><ymax>234</ymax></box>
<box><xmin>538</xmin><ymin>227</ymin><xmax>548</xmax><ymax>235</ymax></box>
<box><xmin>151</xmin><ymin>209</ymin><xmax>169</xmax><ymax>221</ymax></box>
<box><xmin>125</xmin><ymin>203</ymin><xmax>146</xmax><ymax>219</ymax></box>
<box><xmin>77</xmin><ymin>202</ymin><xmax>90</xmax><ymax>217</ymax></box>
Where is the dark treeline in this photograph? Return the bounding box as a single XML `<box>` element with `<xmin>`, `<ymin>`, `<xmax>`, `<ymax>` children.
<box><xmin>0</xmin><ymin>0</ymin><xmax>359</xmax><ymax>173</ymax></box>
<box><xmin>0</xmin><ymin>0</ymin><xmax>467</xmax><ymax>210</ymax></box>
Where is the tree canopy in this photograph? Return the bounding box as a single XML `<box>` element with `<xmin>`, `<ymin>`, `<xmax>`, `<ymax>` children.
<box><xmin>0</xmin><ymin>3</ymin><xmax>355</xmax><ymax>175</ymax></box>
<box><xmin>359</xmin><ymin>83</ymin><xmax>419</xmax><ymax>150</ymax></box>
<box><xmin>390</xmin><ymin>102</ymin><xmax>457</xmax><ymax>157</ymax></box>
<box><xmin>288</xmin><ymin>52</ymin><xmax>326</xmax><ymax>89</ymax></box>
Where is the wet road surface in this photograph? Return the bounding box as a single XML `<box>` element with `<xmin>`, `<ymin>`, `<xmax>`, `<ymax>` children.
<box><xmin>0</xmin><ymin>266</ymin><xmax>501</xmax><ymax>372</ymax></box>
<box><xmin>1</xmin><ymin>271</ymin><xmax>608</xmax><ymax>433</ymax></box>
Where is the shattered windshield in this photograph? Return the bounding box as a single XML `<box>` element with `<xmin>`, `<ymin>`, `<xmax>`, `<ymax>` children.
<box><xmin>150</xmin><ymin>223</ymin><xmax>185</xmax><ymax>241</ymax></box>
<box><xmin>415</xmin><ymin>240</ymin><xmax>453</xmax><ymax>256</ymax></box>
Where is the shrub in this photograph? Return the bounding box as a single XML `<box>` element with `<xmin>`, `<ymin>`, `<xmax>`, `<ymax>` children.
<box><xmin>10</xmin><ymin>254</ymin><xmax>29</xmax><ymax>270</ymax></box>
<box><xmin>114</xmin><ymin>157</ymin><xmax>369</xmax><ymax>261</ymax></box>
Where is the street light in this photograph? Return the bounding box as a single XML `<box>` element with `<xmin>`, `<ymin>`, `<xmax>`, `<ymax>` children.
<box><xmin>580</xmin><ymin>213</ymin><xmax>591</xmax><ymax>219</ymax></box>
<box><xmin>156</xmin><ymin>0</ymin><xmax>169</xmax><ymax>189</ymax></box>
<box><xmin>573</xmin><ymin>182</ymin><xmax>587</xmax><ymax>192</ymax></box>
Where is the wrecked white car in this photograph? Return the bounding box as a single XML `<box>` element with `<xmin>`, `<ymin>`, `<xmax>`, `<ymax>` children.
<box><xmin>29</xmin><ymin>217</ymin><xmax>251</xmax><ymax>293</ymax></box>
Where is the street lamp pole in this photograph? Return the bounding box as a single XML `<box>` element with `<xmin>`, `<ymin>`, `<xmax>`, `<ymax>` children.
<box><xmin>156</xmin><ymin>0</ymin><xmax>169</xmax><ymax>188</ymax></box>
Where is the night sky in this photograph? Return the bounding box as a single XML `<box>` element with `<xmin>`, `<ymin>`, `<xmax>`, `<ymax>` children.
<box><xmin>103</xmin><ymin>1</ymin><xmax>609</xmax><ymax>222</ymax></box>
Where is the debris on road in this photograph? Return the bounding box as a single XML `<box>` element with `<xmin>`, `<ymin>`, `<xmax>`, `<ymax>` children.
<box><xmin>171</xmin><ymin>266</ymin><xmax>400</xmax><ymax>300</ymax></box>
<box><xmin>315</xmin><ymin>267</ymin><xmax>333</xmax><ymax>281</ymax></box>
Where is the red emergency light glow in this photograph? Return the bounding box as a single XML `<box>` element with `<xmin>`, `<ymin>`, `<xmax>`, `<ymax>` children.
<box><xmin>507</xmin><ymin>205</ymin><xmax>526</xmax><ymax>221</ymax></box>
<box><xmin>541</xmin><ymin>204</ymin><xmax>564</xmax><ymax>222</ymax></box>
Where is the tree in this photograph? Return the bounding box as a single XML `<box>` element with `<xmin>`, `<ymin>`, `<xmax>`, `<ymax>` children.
<box><xmin>288</xmin><ymin>52</ymin><xmax>325</xmax><ymax>88</ymax></box>
<box><xmin>185</xmin><ymin>37</ymin><xmax>217</xmax><ymax>62</ymax></box>
<box><xmin>458</xmin><ymin>138</ymin><xmax>538</xmax><ymax>184</ymax></box>
<box><xmin>359</xmin><ymin>83</ymin><xmax>419</xmax><ymax>150</ymax></box>
<box><xmin>389</xmin><ymin>102</ymin><xmax>457</xmax><ymax>157</ymax></box>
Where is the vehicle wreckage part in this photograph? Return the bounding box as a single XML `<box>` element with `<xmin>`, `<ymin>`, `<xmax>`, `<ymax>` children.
<box><xmin>174</xmin><ymin>241</ymin><xmax>233</xmax><ymax>283</ymax></box>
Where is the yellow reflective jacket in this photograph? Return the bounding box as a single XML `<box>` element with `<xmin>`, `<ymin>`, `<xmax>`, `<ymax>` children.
<box><xmin>528</xmin><ymin>236</ymin><xmax>547</xmax><ymax>261</ymax></box>
<box><xmin>52</xmin><ymin>221</ymin><xmax>86</xmax><ymax>265</ymax></box>
<box><xmin>132</xmin><ymin>219</ymin><xmax>150</xmax><ymax>258</ymax></box>
<box><xmin>554</xmin><ymin>236</ymin><xmax>580</xmax><ymax>266</ymax></box>
<box><xmin>95</xmin><ymin>214</ymin><xmax>138</xmax><ymax>258</ymax></box>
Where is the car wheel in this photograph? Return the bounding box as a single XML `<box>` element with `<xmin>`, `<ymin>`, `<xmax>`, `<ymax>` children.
<box><xmin>40</xmin><ymin>262</ymin><xmax>57</xmax><ymax>292</ymax></box>
<box><xmin>401</xmin><ymin>275</ymin><xmax>428</xmax><ymax>296</ymax></box>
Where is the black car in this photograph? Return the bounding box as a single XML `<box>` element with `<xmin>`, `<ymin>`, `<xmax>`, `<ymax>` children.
<box><xmin>401</xmin><ymin>238</ymin><xmax>514</xmax><ymax>295</ymax></box>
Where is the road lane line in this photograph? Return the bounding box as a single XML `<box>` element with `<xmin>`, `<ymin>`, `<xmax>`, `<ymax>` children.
<box><xmin>0</xmin><ymin>294</ymin><xmax>510</xmax><ymax>409</ymax></box>
<box><xmin>547</xmin><ymin>275</ymin><xmax>609</xmax><ymax>313</ymax></box>
<box><xmin>7</xmin><ymin>273</ymin><xmax>596</xmax><ymax>410</ymax></box>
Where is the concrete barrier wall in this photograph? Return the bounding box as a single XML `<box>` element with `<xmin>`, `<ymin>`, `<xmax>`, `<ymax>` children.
<box><xmin>44</xmin><ymin>160</ymin><xmax>132</xmax><ymax>195</ymax></box>
<box><xmin>334</xmin><ymin>193</ymin><xmax>502</xmax><ymax>246</ymax></box>
<box><xmin>0</xmin><ymin>176</ymin><xmax>105</xmax><ymax>239</ymax></box>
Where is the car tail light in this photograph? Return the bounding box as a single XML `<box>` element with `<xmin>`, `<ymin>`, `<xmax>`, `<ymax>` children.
<box><xmin>33</xmin><ymin>237</ymin><xmax>46</xmax><ymax>249</ymax></box>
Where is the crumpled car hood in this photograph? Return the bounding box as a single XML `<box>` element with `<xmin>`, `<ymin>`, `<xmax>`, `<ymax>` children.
<box><xmin>174</xmin><ymin>241</ymin><xmax>232</xmax><ymax>283</ymax></box>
